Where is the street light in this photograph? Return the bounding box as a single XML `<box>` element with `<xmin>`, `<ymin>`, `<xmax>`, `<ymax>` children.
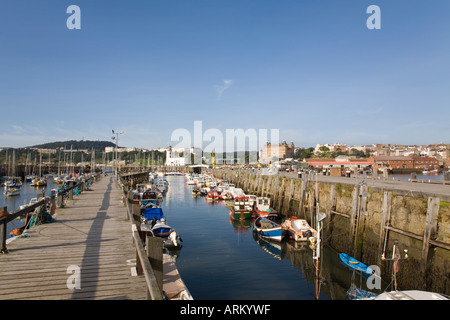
<box><xmin>112</xmin><ymin>130</ymin><xmax>124</xmax><ymax>179</ymax></box>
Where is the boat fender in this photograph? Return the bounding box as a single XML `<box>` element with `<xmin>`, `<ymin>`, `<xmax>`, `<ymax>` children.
<box><xmin>169</xmin><ymin>231</ymin><xmax>178</xmax><ymax>246</ymax></box>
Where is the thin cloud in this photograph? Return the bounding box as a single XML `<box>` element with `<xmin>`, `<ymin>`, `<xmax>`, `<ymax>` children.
<box><xmin>215</xmin><ymin>79</ymin><xmax>233</xmax><ymax>101</ymax></box>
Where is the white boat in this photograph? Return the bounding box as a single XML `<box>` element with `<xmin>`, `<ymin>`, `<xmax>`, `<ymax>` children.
<box><xmin>30</xmin><ymin>177</ymin><xmax>47</xmax><ymax>187</ymax></box>
<box><xmin>151</xmin><ymin>219</ymin><xmax>182</xmax><ymax>248</ymax></box>
<box><xmin>155</xmin><ymin>179</ymin><xmax>169</xmax><ymax>193</ymax></box>
<box><xmin>422</xmin><ymin>169</ymin><xmax>438</xmax><ymax>174</ymax></box>
<box><xmin>363</xmin><ymin>290</ymin><xmax>448</xmax><ymax>300</ymax></box>
<box><xmin>4</xmin><ymin>180</ymin><xmax>22</xmax><ymax>197</ymax></box>
<box><xmin>254</xmin><ymin>197</ymin><xmax>278</xmax><ymax>218</ymax></box>
<box><xmin>282</xmin><ymin>217</ymin><xmax>317</xmax><ymax>242</ymax></box>
<box><xmin>220</xmin><ymin>190</ymin><xmax>233</xmax><ymax>200</ymax></box>
<box><xmin>230</xmin><ymin>187</ymin><xmax>245</xmax><ymax>199</ymax></box>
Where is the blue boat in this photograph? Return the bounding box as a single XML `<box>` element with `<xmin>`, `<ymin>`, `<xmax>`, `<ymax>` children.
<box><xmin>253</xmin><ymin>217</ymin><xmax>283</xmax><ymax>242</ymax></box>
<box><xmin>339</xmin><ymin>253</ymin><xmax>374</xmax><ymax>278</ymax></box>
<box><xmin>151</xmin><ymin>218</ymin><xmax>182</xmax><ymax>248</ymax></box>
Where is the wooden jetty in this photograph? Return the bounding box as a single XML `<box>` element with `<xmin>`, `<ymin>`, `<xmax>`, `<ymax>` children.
<box><xmin>0</xmin><ymin>175</ymin><xmax>185</xmax><ymax>300</ymax></box>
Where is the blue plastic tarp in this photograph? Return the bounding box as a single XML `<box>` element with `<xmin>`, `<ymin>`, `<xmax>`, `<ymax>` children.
<box><xmin>143</xmin><ymin>207</ymin><xmax>164</xmax><ymax>221</ymax></box>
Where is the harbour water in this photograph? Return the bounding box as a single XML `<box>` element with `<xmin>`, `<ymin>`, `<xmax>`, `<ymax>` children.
<box><xmin>158</xmin><ymin>175</ymin><xmax>386</xmax><ymax>300</ymax></box>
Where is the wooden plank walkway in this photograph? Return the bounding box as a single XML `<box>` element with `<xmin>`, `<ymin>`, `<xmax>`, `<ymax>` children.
<box><xmin>0</xmin><ymin>176</ymin><xmax>148</xmax><ymax>300</ymax></box>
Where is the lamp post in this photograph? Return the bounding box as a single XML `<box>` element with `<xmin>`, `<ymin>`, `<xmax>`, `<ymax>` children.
<box><xmin>112</xmin><ymin>130</ymin><xmax>124</xmax><ymax>179</ymax></box>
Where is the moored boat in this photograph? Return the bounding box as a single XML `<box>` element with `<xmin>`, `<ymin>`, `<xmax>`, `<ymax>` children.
<box><xmin>282</xmin><ymin>217</ymin><xmax>317</xmax><ymax>242</ymax></box>
<box><xmin>253</xmin><ymin>216</ymin><xmax>283</xmax><ymax>241</ymax></box>
<box><xmin>220</xmin><ymin>190</ymin><xmax>233</xmax><ymax>200</ymax></box>
<box><xmin>151</xmin><ymin>218</ymin><xmax>182</xmax><ymax>248</ymax></box>
<box><xmin>362</xmin><ymin>290</ymin><xmax>449</xmax><ymax>300</ymax></box>
<box><xmin>229</xmin><ymin>196</ymin><xmax>254</xmax><ymax>220</ymax></box>
<box><xmin>254</xmin><ymin>197</ymin><xmax>279</xmax><ymax>218</ymax></box>
<box><xmin>339</xmin><ymin>253</ymin><xmax>374</xmax><ymax>278</ymax></box>
<box><xmin>206</xmin><ymin>190</ymin><xmax>220</xmax><ymax>202</ymax></box>
<box><xmin>3</xmin><ymin>180</ymin><xmax>22</xmax><ymax>197</ymax></box>
<box><xmin>192</xmin><ymin>185</ymin><xmax>201</xmax><ymax>197</ymax></box>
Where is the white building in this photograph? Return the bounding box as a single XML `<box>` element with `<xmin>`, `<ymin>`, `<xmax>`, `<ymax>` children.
<box><xmin>165</xmin><ymin>146</ymin><xmax>202</xmax><ymax>166</ymax></box>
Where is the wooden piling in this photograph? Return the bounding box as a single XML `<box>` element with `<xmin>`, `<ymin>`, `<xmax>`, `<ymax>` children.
<box><xmin>378</xmin><ymin>191</ymin><xmax>392</xmax><ymax>265</ymax></box>
<box><xmin>421</xmin><ymin>197</ymin><xmax>439</xmax><ymax>272</ymax></box>
<box><xmin>146</xmin><ymin>236</ymin><xmax>163</xmax><ymax>294</ymax></box>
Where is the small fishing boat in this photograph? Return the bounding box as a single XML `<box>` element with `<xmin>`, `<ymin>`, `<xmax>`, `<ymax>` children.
<box><xmin>422</xmin><ymin>169</ymin><xmax>438</xmax><ymax>174</ymax></box>
<box><xmin>339</xmin><ymin>253</ymin><xmax>374</xmax><ymax>278</ymax></box>
<box><xmin>220</xmin><ymin>190</ymin><xmax>233</xmax><ymax>200</ymax></box>
<box><xmin>282</xmin><ymin>217</ymin><xmax>317</xmax><ymax>242</ymax></box>
<box><xmin>25</xmin><ymin>175</ymin><xmax>35</xmax><ymax>183</ymax></box>
<box><xmin>192</xmin><ymin>186</ymin><xmax>201</xmax><ymax>197</ymax></box>
<box><xmin>155</xmin><ymin>179</ymin><xmax>169</xmax><ymax>193</ymax></box>
<box><xmin>206</xmin><ymin>190</ymin><xmax>220</xmax><ymax>202</ymax></box>
<box><xmin>347</xmin><ymin>284</ymin><xmax>377</xmax><ymax>300</ymax></box>
<box><xmin>30</xmin><ymin>177</ymin><xmax>47</xmax><ymax>187</ymax></box>
<box><xmin>254</xmin><ymin>197</ymin><xmax>279</xmax><ymax>218</ymax></box>
<box><xmin>229</xmin><ymin>196</ymin><xmax>254</xmax><ymax>220</ymax></box>
<box><xmin>141</xmin><ymin>207</ymin><xmax>165</xmax><ymax>222</ymax></box>
<box><xmin>140</xmin><ymin>189</ymin><xmax>159</xmax><ymax>206</ymax></box>
<box><xmin>4</xmin><ymin>180</ymin><xmax>22</xmax><ymax>197</ymax></box>
<box><xmin>253</xmin><ymin>216</ymin><xmax>283</xmax><ymax>241</ymax></box>
<box><xmin>362</xmin><ymin>290</ymin><xmax>449</xmax><ymax>300</ymax></box>
<box><xmin>151</xmin><ymin>218</ymin><xmax>182</xmax><ymax>248</ymax></box>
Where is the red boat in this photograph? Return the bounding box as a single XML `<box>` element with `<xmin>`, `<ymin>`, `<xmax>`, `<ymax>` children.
<box><xmin>206</xmin><ymin>190</ymin><xmax>220</xmax><ymax>202</ymax></box>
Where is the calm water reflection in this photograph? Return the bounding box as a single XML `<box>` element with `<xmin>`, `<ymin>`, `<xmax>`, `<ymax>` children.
<box><xmin>160</xmin><ymin>176</ymin><xmax>385</xmax><ymax>300</ymax></box>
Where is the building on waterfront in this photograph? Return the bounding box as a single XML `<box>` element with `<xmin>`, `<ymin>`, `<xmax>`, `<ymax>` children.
<box><xmin>305</xmin><ymin>157</ymin><xmax>373</xmax><ymax>175</ymax></box>
<box><xmin>260</xmin><ymin>141</ymin><xmax>294</xmax><ymax>164</ymax></box>
<box><xmin>370</xmin><ymin>156</ymin><xmax>415</xmax><ymax>170</ymax></box>
<box><xmin>412</xmin><ymin>156</ymin><xmax>439</xmax><ymax>169</ymax></box>
<box><xmin>369</xmin><ymin>155</ymin><xmax>440</xmax><ymax>170</ymax></box>
<box><xmin>164</xmin><ymin>146</ymin><xmax>203</xmax><ymax>166</ymax></box>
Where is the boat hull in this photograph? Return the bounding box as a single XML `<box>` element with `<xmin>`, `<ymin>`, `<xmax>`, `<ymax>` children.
<box><xmin>229</xmin><ymin>209</ymin><xmax>253</xmax><ymax>220</ymax></box>
<box><xmin>281</xmin><ymin>218</ymin><xmax>317</xmax><ymax>242</ymax></box>
<box><xmin>253</xmin><ymin>217</ymin><xmax>283</xmax><ymax>241</ymax></box>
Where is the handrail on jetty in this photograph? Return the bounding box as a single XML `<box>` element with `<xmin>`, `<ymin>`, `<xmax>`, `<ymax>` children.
<box><xmin>0</xmin><ymin>175</ymin><xmax>96</xmax><ymax>254</ymax></box>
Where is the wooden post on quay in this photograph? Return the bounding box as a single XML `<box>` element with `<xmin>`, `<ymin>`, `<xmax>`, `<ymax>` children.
<box><xmin>324</xmin><ymin>185</ymin><xmax>336</xmax><ymax>243</ymax></box>
<box><xmin>349</xmin><ymin>185</ymin><xmax>360</xmax><ymax>245</ymax></box>
<box><xmin>378</xmin><ymin>192</ymin><xmax>392</xmax><ymax>266</ymax></box>
<box><xmin>421</xmin><ymin>197</ymin><xmax>439</xmax><ymax>272</ymax></box>
<box><xmin>69</xmin><ymin>181</ymin><xmax>74</xmax><ymax>200</ymax></box>
<box><xmin>49</xmin><ymin>190</ymin><xmax>57</xmax><ymax>216</ymax></box>
<box><xmin>354</xmin><ymin>185</ymin><xmax>368</xmax><ymax>260</ymax></box>
<box><xmin>146</xmin><ymin>236</ymin><xmax>163</xmax><ymax>295</ymax></box>
<box><xmin>0</xmin><ymin>207</ymin><xmax>8</xmax><ymax>254</ymax></box>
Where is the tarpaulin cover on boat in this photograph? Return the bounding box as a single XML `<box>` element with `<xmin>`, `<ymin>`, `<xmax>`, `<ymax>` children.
<box><xmin>143</xmin><ymin>207</ymin><xmax>164</xmax><ymax>221</ymax></box>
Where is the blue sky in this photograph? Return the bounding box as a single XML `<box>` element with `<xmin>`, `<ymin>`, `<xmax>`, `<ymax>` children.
<box><xmin>1</xmin><ymin>0</ymin><xmax>449</xmax><ymax>150</ymax></box>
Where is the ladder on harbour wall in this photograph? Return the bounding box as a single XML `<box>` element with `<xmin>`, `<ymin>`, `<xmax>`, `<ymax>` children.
<box><xmin>378</xmin><ymin>193</ymin><xmax>446</xmax><ymax>272</ymax></box>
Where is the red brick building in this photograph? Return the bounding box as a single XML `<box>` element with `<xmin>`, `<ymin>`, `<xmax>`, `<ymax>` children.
<box><xmin>412</xmin><ymin>157</ymin><xmax>439</xmax><ymax>169</ymax></box>
<box><xmin>370</xmin><ymin>156</ymin><xmax>439</xmax><ymax>170</ymax></box>
<box><xmin>370</xmin><ymin>156</ymin><xmax>415</xmax><ymax>169</ymax></box>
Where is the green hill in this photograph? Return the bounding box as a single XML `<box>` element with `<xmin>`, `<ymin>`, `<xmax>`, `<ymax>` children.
<box><xmin>27</xmin><ymin>140</ymin><xmax>117</xmax><ymax>151</ymax></box>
